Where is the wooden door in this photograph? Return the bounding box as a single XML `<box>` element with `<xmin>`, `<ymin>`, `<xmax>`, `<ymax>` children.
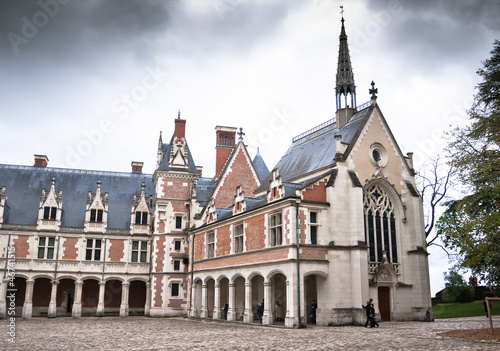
<box><xmin>378</xmin><ymin>286</ymin><xmax>391</xmax><ymax>321</ymax></box>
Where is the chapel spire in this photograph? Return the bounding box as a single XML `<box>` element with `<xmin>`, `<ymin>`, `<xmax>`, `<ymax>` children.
<box><xmin>335</xmin><ymin>7</ymin><xmax>356</xmax><ymax>112</ymax></box>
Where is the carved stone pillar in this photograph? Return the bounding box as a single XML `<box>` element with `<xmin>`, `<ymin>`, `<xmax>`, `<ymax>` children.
<box><xmin>72</xmin><ymin>281</ymin><xmax>83</xmax><ymax>318</ymax></box>
<box><xmin>47</xmin><ymin>280</ymin><xmax>59</xmax><ymax>318</ymax></box>
<box><xmin>119</xmin><ymin>282</ymin><xmax>130</xmax><ymax>317</ymax></box>
<box><xmin>228</xmin><ymin>283</ymin><xmax>236</xmax><ymax>321</ymax></box>
<box><xmin>0</xmin><ymin>279</ymin><xmax>8</xmax><ymax>318</ymax></box>
<box><xmin>22</xmin><ymin>279</ymin><xmax>34</xmax><ymax>319</ymax></box>
<box><xmin>144</xmin><ymin>281</ymin><xmax>151</xmax><ymax>316</ymax></box>
<box><xmin>263</xmin><ymin>281</ymin><xmax>272</xmax><ymax>325</ymax></box>
<box><xmin>213</xmin><ymin>283</ymin><xmax>221</xmax><ymax>319</ymax></box>
<box><xmin>200</xmin><ymin>284</ymin><xmax>208</xmax><ymax>318</ymax></box>
<box><xmin>190</xmin><ymin>283</ymin><xmax>197</xmax><ymax>317</ymax></box>
<box><xmin>243</xmin><ymin>281</ymin><xmax>253</xmax><ymax>323</ymax></box>
<box><xmin>96</xmin><ymin>281</ymin><xmax>106</xmax><ymax>317</ymax></box>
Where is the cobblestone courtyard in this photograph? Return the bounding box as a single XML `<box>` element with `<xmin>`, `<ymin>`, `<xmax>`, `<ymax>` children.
<box><xmin>2</xmin><ymin>316</ymin><xmax>500</xmax><ymax>350</ymax></box>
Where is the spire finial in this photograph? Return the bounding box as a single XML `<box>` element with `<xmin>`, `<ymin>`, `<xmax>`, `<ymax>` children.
<box><xmin>369</xmin><ymin>81</ymin><xmax>378</xmax><ymax>99</ymax></box>
<box><xmin>238</xmin><ymin>127</ymin><xmax>245</xmax><ymax>141</ymax></box>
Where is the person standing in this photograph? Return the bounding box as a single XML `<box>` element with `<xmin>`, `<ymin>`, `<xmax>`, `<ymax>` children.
<box><xmin>274</xmin><ymin>301</ymin><xmax>282</xmax><ymax>322</ymax></box>
<box><xmin>362</xmin><ymin>298</ymin><xmax>373</xmax><ymax>327</ymax></box>
<box><xmin>310</xmin><ymin>300</ymin><xmax>318</xmax><ymax>324</ymax></box>
<box><xmin>369</xmin><ymin>303</ymin><xmax>379</xmax><ymax>328</ymax></box>
<box><xmin>257</xmin><ymin>302</ymin><xmax>264</xmax><ymax>324</ymax></box>
<box><xmin>223</xmin><ymin>301</ymin><xmax>229</xmax><ymax>320</ymax></box>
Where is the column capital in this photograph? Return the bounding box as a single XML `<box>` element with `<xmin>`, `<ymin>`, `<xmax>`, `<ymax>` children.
<box><xmin>99</xmin><ymin>281</ymin><xmax>106</xmax><ymax>287</ymax></box>
<box><xmin>121</xmin><ymin>282</ymin><xmax>130</xmax><ymax>287</ymax></box>
<box><xmin>51</xmin><ymin>280</ymin><xmax>60</xmax><ymax>286</ymax></box>
<box><xmin>75</xmin><ymin>280</ymin><xmax>84</xmax><ymax>286</ymax></box>
<box><xmin>264</xmin><ymin>281</ymin><xmax>271</xmax><ymax>287</ymax></box>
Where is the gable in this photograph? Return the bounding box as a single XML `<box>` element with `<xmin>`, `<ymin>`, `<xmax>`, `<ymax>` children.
<box><xmin>211</xmin><ymin>143</ymin><xmax>261</xmax><ymax>209</ymax></box>
<box><xmin>347</xmin><ymin>106</ymin><xmax>410</xmax><ymax>194</ymax></box>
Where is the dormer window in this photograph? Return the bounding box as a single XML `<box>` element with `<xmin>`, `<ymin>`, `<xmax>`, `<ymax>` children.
<box><xmin>135</xmin><ymin>211</ymin><xmax>148</xmax><ymax>225</ymax></box>
<box><xmin>37</xmin><ymin>177</ymin><xmax>62</xmax><ymax>231</ymax></box>
<box><xmin>90</xmin><ymin>209</ymin><xmax>103</xmax><ymax>222</ymax></box>
<box><xmin>43</xmin><ymin>206</ymin><xmax>57</xmax><ymax>220</ymax></box>
<box><xmin>131</xmin><ymin>182</ymin><xmax>152</xmax><ymax>235</ymax></box>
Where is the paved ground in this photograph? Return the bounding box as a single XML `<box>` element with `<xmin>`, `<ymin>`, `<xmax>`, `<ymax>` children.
<box><xmin>2</xmin><ymin>315</ymin><xmax>500</xmax><ymax>351</ymax></box>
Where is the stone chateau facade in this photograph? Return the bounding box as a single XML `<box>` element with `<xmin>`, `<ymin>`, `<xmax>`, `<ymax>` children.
<box><xmin>0</xmin><ymin>16</ymin><xmax>432</xmax><ymax>327</ymax></box>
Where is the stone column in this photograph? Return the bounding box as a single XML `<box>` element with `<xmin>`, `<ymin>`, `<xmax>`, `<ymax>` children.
<box><xmin>119</xmin><ymin>282</ymin><xmax>130</xmax><ymax>317</ymax></box>
<box><xmin>22</xmin><ymin>279</ymin><xmax>34</xmax><ymax>319</ymax></box>
<box><xmin>47</xmin><ymin>280</ymin><xmax>59</xmax><ymax>318</ymax></box>
<box><xmin>144</xmin><ymin>281</ymin><xmax>151</xmax><ymax>317</ymax></box>
<box><xmin>213</xmin><ymin>283</ymin><xmax>221</xmax><ymax>319</ymax></box>
<box><xmin>0</xmin><ymin>279</ymin><xmax>8</xmax><ymax>318</ymax></box>
<box><xmin>263</xmin><ymin>281</ymin><xmax>272</xmax><ymax>325</ymax></box>
<box><xmin>228</xmin><ymin>283</ymin><xmax>236</xmax><ymax>321</ymax></box>
<box><xmin>243</xmin><ymin>281</ymin><xmax>253</xmax><ymax>323</ymax></box>
<box><xmin>285</xmin><ymin>280</ymin><xmax>294</xmax><ymax>328</ymax></box>
<box><xmin>96</xmin><ymin>281</ymin><xmax>106</xmax><ymax>317</ymax></box>
<box><xmin>190</xmin><ymin>283</ymin><xmax>197</xmax><ymax>318</ymax></box>
<box><xmin>72</xmin><ymin>281</ymin><xmax>83</xmax><ymax>318</ymax></box>
<box><xmin>200</xmin><ymin>284</ymin><xmax>208</xmax><ymax>318</ymax></box>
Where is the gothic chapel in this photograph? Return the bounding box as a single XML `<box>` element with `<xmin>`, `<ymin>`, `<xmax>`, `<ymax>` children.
<box><xmin>0</xmin><ymin>16</ymin><xmax>432</xmax><ymax>327</ymax></box>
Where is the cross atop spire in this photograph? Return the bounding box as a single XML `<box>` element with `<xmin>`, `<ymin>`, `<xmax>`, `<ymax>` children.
<box><xmin>237</xmin><ymin>127</ymin><xmax>245</xmax><ymax>141</ymax></box>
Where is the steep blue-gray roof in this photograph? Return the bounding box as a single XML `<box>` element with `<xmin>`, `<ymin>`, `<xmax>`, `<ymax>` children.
<box><xmin>0</xmin><ymin>164</ymin><xmax>154</xmax><ymax>229</ymax></box>
<box><xmin>196</xmin><ymin>177</ymin><xmax>215</xmax><ymax>207</ymax></box>
<box><xmin>252</xmin><ymin>151</ymin><xmax>270</xmax><ymax>182</ymax></box>
<box><xmin>256</xmin><ymin>106</ymin><xmax>372</xmax><ymax>192</ymax></box>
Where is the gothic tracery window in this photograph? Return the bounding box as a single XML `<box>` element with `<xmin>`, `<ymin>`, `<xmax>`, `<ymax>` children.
<box><xmin>363</xmin><ymin>184</ymin><xmax>398</xmax><ymax>263</ymax></box>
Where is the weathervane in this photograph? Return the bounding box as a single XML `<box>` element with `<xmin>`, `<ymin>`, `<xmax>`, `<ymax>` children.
<box><xmin>340</xmin><ymin>5</ymin><xmax>344</xmax><ymax>17</ymax></box>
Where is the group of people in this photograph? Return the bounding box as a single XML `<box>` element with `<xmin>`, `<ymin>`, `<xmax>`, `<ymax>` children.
<box><xmin>362</xmin><ymin>298</ymin><xmax>379</xmax><ymax>328</ymax></box>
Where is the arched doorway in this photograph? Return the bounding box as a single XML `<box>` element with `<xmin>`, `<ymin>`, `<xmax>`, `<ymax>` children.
<box><xmin>251</xmin><ymin>275</ymin><xmax>264</xmax><ymax>323</ymax></box>
<box><xmin>81</xmin><ymin>279</ymin><xmax>99</xmax><ymax>316</ymax></box>
<box><xmin>206</xmin><ymin>278</ymin><xmax>215</xmax><ymax>319</ymax></box>
<box><xmin>13</xmin><ymin>277</ymin><xmax>26</xmax><ymax>317</ymax></box>
<box><xmin>129</xmin><ymin>280</ymin><xmax>147</xmax><ymax>316</ymax></box>
<box><xmin>234</xmin><ymin>276</ymin><xmax>245</xmax><ymax>321</ymax></box>
<box><xmin>56</xmin><ymin>278</ymin><xmax>76</xmax><ymax>316</ymax></box>
<box><xmin>270</xmin><ymin>273</ymin><xmax>286</xmax><ymax>324</ymax></box>
<box><xmin>104</xmin><ymin>279</ymin><xmax>122</xmax><ymax>316</ymax></box>
<box><xmin>378</xmin><ymin>286</ymin><xmax>391</xmax><ymax>321</ymax></box>
<box><xmin>33</xmin><ymin>277</ymin><xmax>51</xmax><ymax>317</ymax></box>
<box><xmin>218</xmin><ymin>277</ymin><xmax>229</xmax><ymax>320</ymax></box>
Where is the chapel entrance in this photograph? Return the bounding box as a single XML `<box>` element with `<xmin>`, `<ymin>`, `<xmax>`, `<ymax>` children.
<box><xmin>378</xmin><ymin>286</ymin><xmax>391</xmax><ymax>321</ymax></box>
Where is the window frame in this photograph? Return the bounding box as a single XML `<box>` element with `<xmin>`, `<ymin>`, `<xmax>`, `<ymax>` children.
<box><xmin>173</xmin><ymin>259</ymin><xmax>181</xmax><ymax>271</ymax></box>
<box><xmin>175</xmin><ymin>215</ymin><xmax>183</xmax><ymax>229</ymax></box>
<box><xmin>131</xmin><ymin>240</ymin><xmax>148</xmax><ymax>263</ymax></box>
<box><xmin>234</xmin><ymin>223</ymin><xmax>244</xmax><ymax>253</ymax></box>
<box><xmin>174</xmin><ymin>240</ymin><xmax>181</xmax><ymax>251</ymax></box>
<box><xmin>135</xmin><ymin>211</ymin><xmax>148</xmax><ymax>225</ymax></box>
<box><xmin>38</xmin><ymin>236</ymin><xmax>55</xmax><ymax>259</ymax></box>
<box><xmin>43</xmin><ymin>206</ymin><xmax>57</xmax><ymax>220</ymax></box>
<box><xmin>269</xmin><ymin>212</ymin><xmax>283</xmax><ymax>247</ymax></box>
<box><xmin>310</xmin><ymin>211</ymin><xmax>318</xmax><ymax>245</ymax></box>
<box><xmin>171</xmin><ymin>282</ymin><xmax>180</xmax><ymax>297</ymax></box>
<box><xmin>90</xmin><ymin>209</ymin><xmax>103</xmax><ymax>223</ymax></box>
<box><xmin>85</xmin><ymin>238</ymin><xmax>102</xmax><ymax>261</ymax></box>
<box><xmin>206</xmin><ymin>232</ymin><xmax>215</xmax><ymax>258</ymax></box>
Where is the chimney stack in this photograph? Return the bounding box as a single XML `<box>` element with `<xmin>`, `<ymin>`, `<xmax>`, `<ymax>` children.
<box><xmin>215</xmin><ymin>126</ymin><xmax>237</xmax><ymax>179</ymax></box>
<box><xmin>34</xmin><ymin>154</ymin><xmax>49</xmax><ymax>167</ymax></box>
<box><xmin>174</xmin><ymin>117</ymin><xmax>186</xmax><ymax>139</ymax></box>
<box><xmin>131</xmin><ymin>161</ymin><xmax>143</xmax><ymax>174</ymax></box>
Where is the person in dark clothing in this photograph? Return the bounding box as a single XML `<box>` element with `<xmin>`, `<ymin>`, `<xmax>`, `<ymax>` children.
<box><xmin>310</xmin><ymin>300</ymin><xmax>318</xmax><ymax>324</ymax></box>
<box><xmin>223</xmin><ymin>301</ymin><xmax>229</xmax><ymax>320</ymax></box>
<box><xmin>257</xmin><ymin>302</ymin><xmax>264</xmax><ymax>324</ymax></box>
<box><xmin>369</xmin><ymin>303</ymin><xmax>379</xmax><ymax>328</ymax></box>
<box><xmin>362</xmin><ymin>299</ymin><xmax>373</xmax><ymax>327</ymax></box>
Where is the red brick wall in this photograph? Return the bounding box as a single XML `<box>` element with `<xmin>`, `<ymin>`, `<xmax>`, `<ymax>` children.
<box><xmin>194</xmin><ymin>233</ymin><xmax>206</xmax><ymax>261</ymax></box>
<box><xmin>174</xmin><ymin>119</ymin><xmax>186</xmax><ymax>139</ymax></box>
<box><xmin>108</xmin><ymin>239</ymin><xmax>124</xmax><ymax>261</ymax></box>
<box><xmin>194</xmin><ymin>247</ymin><xmax>289</xmax><ymax>270</ymax></box>
<box><xmin>245</xmin><ymin>215</ymin><xmax>266</xmax><ymax>251</ymax></box>
<box><xmin>216</xmin><ymin>226</ymin><xmax>231</xmax><ymax>256</ymax></box>
<box><xmin>302</xmin><ymin>179</ymin><xmax>327</xmax><ymax>202</ymax></box>
<box><xmin>215</xmin><ymin>149</ymin><xmax>259</xmax><ymax>208</ymax></box>
<box><xmin>12</xmin><ymin>236</ymin><xmax>29</xmax><ymax>258</ymax></box>
<box><xmin>216</xmin><ymin>147</ymin><xmax>233</xmax><ymax>178</ymax></box>
<box><xmin>301</xmin><ymin>247</ymin><xmax>328</xmax><ymax>260</ymax></box>
<box><xmin>153</xmin><ymin>276</ymin><xmax>163</xmax><ymax>308</ymax></box>
<box><xmin>160</xmin><ymin>178</ymin><xmax>192</xmax><ymax>200</ymax></box>
<box><xmin>284</xmin><ymin>209</ymin><xmax>290</xmax><ymax>244</ymax></box>
<box><xmin>154</xmin><ymin>236</ymin><xmax>166</xmax><ymax>271</ymax></box>
<box><xmin>157</xmin><ymin>221</ymin><xmax>165</xmax><ymax>234</ymax></box>
<box><xmin>62</xmin><ymin>237</ymin><xmax>78</xmax><ymax>260</ymax></box>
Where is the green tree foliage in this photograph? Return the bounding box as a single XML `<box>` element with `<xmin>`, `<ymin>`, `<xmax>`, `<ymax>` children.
<box><xmin>443</xmin><ymin>270</ymin><xmax>475</xmax><ymax>303</ymax></box>
<box><xmin>436</xmin><ymin>40</ymin><xmax>500</xmax><ymax>293</ymax></box>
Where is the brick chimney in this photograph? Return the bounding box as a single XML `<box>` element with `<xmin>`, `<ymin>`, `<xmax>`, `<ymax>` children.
<box><xmin>174</xmin><ymin>117</ymin><xmax>186</xmax><ymax>139</ymax></box>
<box><xmin>131</xmin><ymin>161</ymin><xmax>143</xmax><ymax>174</ymax></box>
<box><xmin>215</xmin><ymin>126</ymin><xmax>237</xmax><ymax>179</ymax></box>
<box><xmin>34</xmin><ymin>154</ymin><xmax>49</xmax><ymax>167</ymax></box>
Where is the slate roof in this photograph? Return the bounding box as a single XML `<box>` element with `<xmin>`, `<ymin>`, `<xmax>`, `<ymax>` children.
<box><xmin>196</xmin><ymin>177</ymin><xmax>215</xmax><ymax>207</ymax></box>
<box><xmin>0</xmin><ymin>164</ymin><xmax>154</xmax><ymax>229</ymax></box>
<box><xmin>252</xmin><ymin>151</ymin><xmax>270</xmax><ymax>182</ymax></box>
<box><xmin>156</xmin><ymin>135</ymin><xmax>201</xmax><ymax>175</ymax></box>
<box><xmin>256</xmin><ymin>105</ymin><xmax>373</xmax><ymax>193</ymax></box>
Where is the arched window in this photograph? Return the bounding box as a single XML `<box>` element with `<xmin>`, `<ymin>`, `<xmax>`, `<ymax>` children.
<box><xmin>363</xmin><ymin>184</ymin><xmax>398</xmax><ymax>263</ymax></box>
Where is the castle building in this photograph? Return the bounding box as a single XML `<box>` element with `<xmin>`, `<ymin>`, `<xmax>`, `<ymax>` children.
<box><xmin>0</xmin><ymin>16</ymin><xmax>432</xmax><ymax>326</ymax></box>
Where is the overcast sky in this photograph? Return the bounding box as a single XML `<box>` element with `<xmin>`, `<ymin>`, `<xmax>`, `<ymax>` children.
<box><xmin>1</xmin><ymin>0</ymin><xmax>499</xmax><ymax>296</ymax></box>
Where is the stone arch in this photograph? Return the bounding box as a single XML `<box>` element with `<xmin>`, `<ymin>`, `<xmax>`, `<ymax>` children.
<box><xmin>31</xmin><ymin>273</ymin><xmax>53</xmax><ymax>281</ymax></box>
<box><xmin>230</xmin><ymin>272</ymin><xmax>245</xmax><ymax>283</ymax></box>
<box><xmin>266</xmin><ymin>269</ymin><xmax>286</xmax><ymax>280</ymax></box>
<box><xmin>203</xmin><ymin>275</ymin><xmax>215</xmax><ymax>284</ymax></box>
<box><xmin>104</xmin><ymin>276</ymin><xmax>126</xmax><ymax>283</ymax></box>
<box><xmin>303</xmin><ymin>270</ymin><xmax>328</xmax><ymax>279</ymax></box>
<box><xmin>81</xmin><ymin>275</ymin><xmax>101</xmax><ymax>282</ymax></box>
<box><xmin>216</xmin><ymin>274</ymin><xmax>230</xmax><ymax>284</ymax></box>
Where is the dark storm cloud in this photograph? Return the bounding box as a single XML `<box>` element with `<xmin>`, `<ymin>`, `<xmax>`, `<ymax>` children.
<box><xmin>364</xmin><ymin>0</ymin><xmax>500</xmax><ymax>71</ymax></box>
